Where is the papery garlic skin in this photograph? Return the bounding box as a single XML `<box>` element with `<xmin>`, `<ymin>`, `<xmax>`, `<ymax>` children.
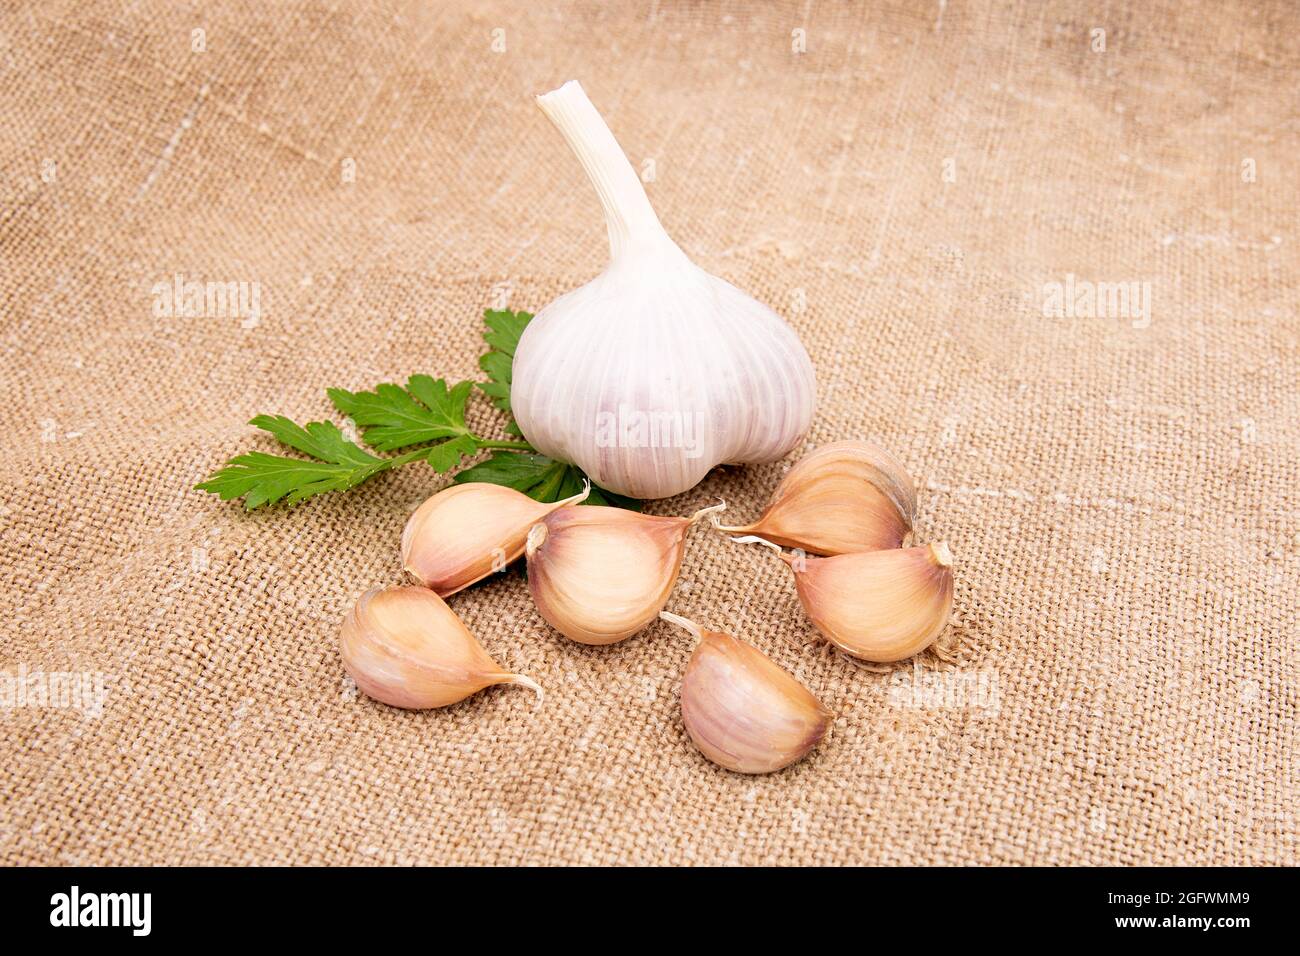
<box><xmin>717</xmin><ymin>440</ymin><xmax>916</xmax><ymax>555</ymax></box>
<box><xmin>662</xmin><ymin>612</ymin><xmax>830</xmax><ymax>774</ymax></box>
<box><xmin>402</xmin><ymin>482</ymin><xmax>588</xmax><ymax>597</ymax></box>
<box><xmin>511</xmin><ymin>80</ymin><xmax>817</xmax><ymax>500</ymax></box>
<box><xmin>525</xmin><ymin>502</ymin><xmax>722</xmax><ymax>645</ymax></box>
<box><xmin>340</xmin><ymin>586</ymin><xmax>541</xmax><ymax>709</ymax></box>
<box><xmin>789</xmin><ymin>542</ymin><xmax>954</xmax><ymax>662</ymax></box>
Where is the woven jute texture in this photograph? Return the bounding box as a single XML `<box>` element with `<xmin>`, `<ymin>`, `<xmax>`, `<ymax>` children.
<box><xmin>1</xmin><ymin>0</ymin><xmax>1296</xmax><ymax>866</ymax></box>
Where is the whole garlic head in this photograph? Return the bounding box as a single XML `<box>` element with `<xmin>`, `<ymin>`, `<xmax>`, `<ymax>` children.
<box><xmin>511</xmin><ymin>81</ymin><xmax>817</xmax><ymax>499</ymax></box>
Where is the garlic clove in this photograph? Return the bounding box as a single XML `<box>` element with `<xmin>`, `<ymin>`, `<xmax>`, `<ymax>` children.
<box><xmin>525</xmin><ymin>502</ymin><xmax>724</xmax><ymax>645</ymax></box>
<box><xmin>776</xmin><ymin>541</ymin><xmax>954</xmax><ymax>663</ymax></box>
<box><xmin>340</xmin><ymin>586</ymin><xmax>542</xmax><ymax>709</ymax></box>
<box><xmin>716</xmin><ymin>440</ymin><xmax>916</xmax><ymax>555</ymax></box>
<box><xmin>661</xmin><ymin>612</ymin><xmax>831</xmax><ymax>774</ymax></box>
<box><xmin>510</xmin><ymin>81</ymin><xmax>817</xmax><ymax>499</ymax></box>
<box><xmin>402</xmin><ymin>481</ymin><xmax>589</xmax><ymax>597</ymax></box>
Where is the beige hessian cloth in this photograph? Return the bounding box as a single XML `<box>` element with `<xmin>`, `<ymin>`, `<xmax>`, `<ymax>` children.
<box><xmin>1</xmin><ymin>1</ymin><xmax>1296</xmax><ymax>866</ymax></box>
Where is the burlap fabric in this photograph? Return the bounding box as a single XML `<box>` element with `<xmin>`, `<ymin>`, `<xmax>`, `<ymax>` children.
<box><xmin>1</xmin><ymin>0</ymin><xmax>1295</xmax><ymax>867</ymax></box>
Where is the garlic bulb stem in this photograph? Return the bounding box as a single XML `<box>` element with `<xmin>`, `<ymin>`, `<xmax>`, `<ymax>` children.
<box><xmin>536</xmin><ymin>80</ymin><xmax>669</xmax><ymax>258</ymax></box>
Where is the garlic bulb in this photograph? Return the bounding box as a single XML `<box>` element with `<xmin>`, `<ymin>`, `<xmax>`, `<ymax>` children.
<box><xmin>402</xmin><ymin>481</ymin><xmax>589</xmax><ymax>596</ymax></box>
<box><xmin>739</xmin><ymin>539</ymin><xmax>954</xmax><ymax>662</ymax></box>
<box><xmin>717</xmin><ymin>440</ymin><xmax>916</xmax><ymax>555</ymax></box>
<box><xmin>511</xmin><ymin>80</ymin><xmax>817</xmax><ymax>499</ymax></box>
<box><xmin>525</xmin><ymin>501</ymin><xmax>724</xmax><ymax>645</ymax></box>
<box><xmin>661</xmin><ymin>612</ymin><xmax>830</xmax><ymax>774</ymax></box>
<box><xmin>340</xmin><ymin>586</ymin><xmax>542</xmax><ymax>709</ymax></box>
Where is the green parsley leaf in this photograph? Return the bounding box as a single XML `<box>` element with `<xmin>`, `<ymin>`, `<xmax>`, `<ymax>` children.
<box><xmin>452</xmin><ymin>451</ymin><xmax>558</xmax><ymax>493</ymax></box>
<box><xmin>195</xmin><ymin>416</ymin><xmax>418</xmax><ymax>510</ymax></box>
<box><xmin>477</xmin><ymin>309</ymin><xmax>533</xmax><ymax>435</ymax></box>
<box><xmin>426</xmin><ymin>435</ymin><xmax>478</xmax><ymax>473</ymax></box>
<box><xmin>327</xmin><ymin>376</ymin><xmax>476</xmax><ymax>451</ymax></box>
<box><xmin>453</xmin><ymin>450</ymin><xmax>641</xmax><ymax>510</ymax></box>
<box><xmin>198</xmin><ymin>309</ymin><xmax>645</xmax><ymax>512</ymax></box>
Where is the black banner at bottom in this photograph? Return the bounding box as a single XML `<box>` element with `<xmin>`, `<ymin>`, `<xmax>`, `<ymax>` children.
<box><xmin>0</xmin><ymin>866</ymin><xmax>1276</xmax><ymax>941</ymax></box>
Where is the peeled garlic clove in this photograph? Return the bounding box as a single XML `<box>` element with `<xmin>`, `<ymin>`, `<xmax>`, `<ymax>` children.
<box><xmin>783</xmin><ymin>542</ymin><xmax>954</xmax><ymax>663</ymax></box>
<box><xmin>340</xmin><ymin>586</ymin><xmax>542</xmax><ymax>709</ymax></box>
<box><xmin>525</xmin><ymin>502</ymin><xmax>723</xmax><ymax>645</ymax></box>
<box><xmin>510</xmin><ymin>81</ymin><xmax>817</xmax><ymax>499</ymax></box>
<box><xmin>717</xmin><ymin>440</ymin><xmax>916</xmax><ymax>555</ymax></box>
<box><xmin>402</xmin><ymin>481</ymin><xmax>589</xmax><ymax>597</ymax></box>
<box><xmin>661</xmin><ymin>612</ymin><xmax>831</xmax><ymax>774</ymax></box>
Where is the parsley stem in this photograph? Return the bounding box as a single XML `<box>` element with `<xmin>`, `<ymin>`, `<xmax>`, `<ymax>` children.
<box><xmin>474</xmin><ymin>439</ymin><xmax>535</xmax><ymax>451</ymax></box>
<box><xmin>387</xmin><ymin>448</ymin><xmax>436</xmax><ymax>468</ymax></box>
